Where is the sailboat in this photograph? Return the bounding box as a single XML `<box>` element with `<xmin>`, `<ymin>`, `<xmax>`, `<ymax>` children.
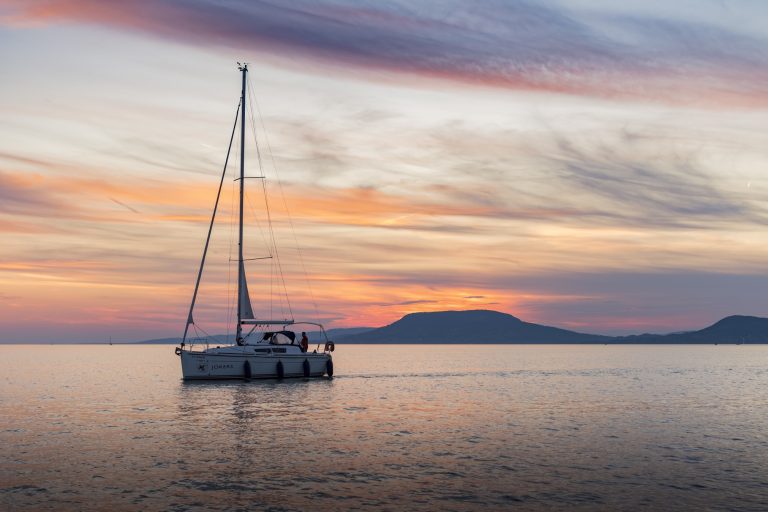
<box><xmin>175</xmin><ymin>64</ymin><xmax>334</xmax><ymax>380</ymax></box>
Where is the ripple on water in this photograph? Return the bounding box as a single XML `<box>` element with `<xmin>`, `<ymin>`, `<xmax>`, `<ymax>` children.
<box><xmin>2</xmin><ymin>345</ymin><xmax>768</xmax><ymax>511</ymax></box>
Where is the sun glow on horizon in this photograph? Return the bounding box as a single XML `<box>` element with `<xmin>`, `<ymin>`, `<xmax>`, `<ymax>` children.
<box><xmin>1</xmin><ymin>1</ymin><xmax>767</xmax><ymax>342</ymax></box>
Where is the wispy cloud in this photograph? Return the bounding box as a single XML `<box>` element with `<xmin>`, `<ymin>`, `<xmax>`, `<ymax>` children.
<box><xmin>268</xmin><ymin>110</ymin><xmax>768</xmax><ymax>233</ymax></box>
<box><xmin>0</xmin><ymin>170</ymin><xmax>70</xmax><ymax>216</ymax></box>
<box><xmin>4</xmin><ymin>0</ymin><xmax>767</xmax><ymax>105</ymax></box>
<box><xmin>540</xmin><ymin>132</ymin><xmax>768</xmax><ymax>229</ymax></box>
<box><xmin>375</xmin><ymin>299</ymin><xmax>438</xmax><ymax>307</ymax></box>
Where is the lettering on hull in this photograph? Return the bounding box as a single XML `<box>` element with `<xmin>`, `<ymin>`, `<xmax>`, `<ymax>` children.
<box><xmin>182</xmin><ymin>353</ymin><xmax>330</xmax><ymax>379</ymax></box>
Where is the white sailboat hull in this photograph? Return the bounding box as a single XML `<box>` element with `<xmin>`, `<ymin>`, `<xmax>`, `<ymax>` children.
<box><xmin>180</xmin><ymin>349</ymin><xmax>331</xmax><ymax>380</ymax></box>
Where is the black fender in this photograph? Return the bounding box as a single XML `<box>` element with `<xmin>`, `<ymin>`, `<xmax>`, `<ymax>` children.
<box><xmin>243</xmin><ymin>360</ymin><xmax>252</xmax><ymax>380</ymax></box>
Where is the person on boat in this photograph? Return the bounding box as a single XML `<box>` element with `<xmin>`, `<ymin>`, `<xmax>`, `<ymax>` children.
<box><xmin>300</xmin><ymin>332</ymin><xmax>309</xmax><ymax>353</ymax></box>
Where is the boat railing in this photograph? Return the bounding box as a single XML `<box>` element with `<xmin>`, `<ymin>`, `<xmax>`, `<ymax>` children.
<box><xmin>289</xmin><ymin>321</ymin><xmax>336</xmax><ymax>352</ymax></box>
<box><xmin>176</xmin><ymin>323</ymin><xmax>335</xmax><ymax>355</ymax></box>
<box><xmin>188</xmin><ymin>336</ymin><xmax>207</xmax><ymax>349</ymax></box>
<box><xmin>185</xmin><ymin>336</ymin><xmax>231</xmax><ymax>351</ymax></box>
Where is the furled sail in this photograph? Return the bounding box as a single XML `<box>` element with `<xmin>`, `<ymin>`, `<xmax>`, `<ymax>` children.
<box><xmin>239</xmin><ymin>260</ymin><xmax>255</xmax><ymax>319</ymax></box>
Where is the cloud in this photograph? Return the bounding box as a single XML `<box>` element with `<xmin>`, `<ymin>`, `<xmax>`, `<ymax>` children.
<box><xmin>0</xmin><ymin>219</ymin><xmax>50</xmax><ymax>233</ymax></box>
<box><xmin>0</xmin><ymin>151</ymin><xmax>56</xmax><ymax>168</ymax></box>
<box><xmin>493</xmin><ymin>270</ymin><xmax>768</xmax><ymax>334</ymax></box>
<box><xmin>375</xmin><ymin>299</ymin><xmax>438</xmax><ymax>307</ymax></box>
<box><xmin>4</xmin><ymin>0</ymin><xmax>767</xmax><ymax>105</ymax></box>
<box><xmin>273</xmin><ymin>109</ymin><xmax>768</xmax><ymax>233</ymax></box>
<box><xmin>541</xmin><ymin>132</ymin><xmax>768</xmax><ymax>229</ymax></box>
<box><xmin>0</xmin><ymin>171</ymin><xmax>68</xmax><ymax>216</ymax></box>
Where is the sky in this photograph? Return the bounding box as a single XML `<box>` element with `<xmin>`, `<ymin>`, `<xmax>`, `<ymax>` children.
<box><xmin>1</xmin><ymin>0</ymin><xmax>767</xmax><ymax>342</ymax></box>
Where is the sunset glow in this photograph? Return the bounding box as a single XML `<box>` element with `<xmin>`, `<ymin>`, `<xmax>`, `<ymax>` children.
<box><xmin>1</xmin><ymin>0</ymin><xmax>767</xmax><ymax>342</ymax></box>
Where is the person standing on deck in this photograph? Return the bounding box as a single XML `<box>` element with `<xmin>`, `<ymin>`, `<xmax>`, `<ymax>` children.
<box><xmin>300</xmin><ymin>332</ymin><xmax>309</xmax><ymax>353</ymax></box>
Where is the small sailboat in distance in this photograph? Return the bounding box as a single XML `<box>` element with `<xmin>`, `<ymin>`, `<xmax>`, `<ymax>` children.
<box><xmin>175</xmin><ymin>64</ymin><xmax>335</xmax><ymax>380</ymax></box>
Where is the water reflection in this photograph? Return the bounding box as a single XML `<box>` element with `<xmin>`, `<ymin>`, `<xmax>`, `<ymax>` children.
<box><xmin>2</xmin><ymin>345</ymin><xmax>768</xmax><ymax>511</ymax></box>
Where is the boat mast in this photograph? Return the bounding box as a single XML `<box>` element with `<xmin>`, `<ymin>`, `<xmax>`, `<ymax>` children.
<box><xmin>236</xmin><ymin>63</ymin><xmax>248</xmax><ymax>345</ymax></box>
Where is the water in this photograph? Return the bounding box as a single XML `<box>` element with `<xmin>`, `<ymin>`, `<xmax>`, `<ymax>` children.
<box><xmin>1</xmin><ymin>344</ymin><xmax>767</xmax><ymax>511</ymax></box>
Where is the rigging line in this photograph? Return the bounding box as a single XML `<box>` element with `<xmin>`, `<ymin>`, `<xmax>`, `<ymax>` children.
<box><xmin>225</xmin><ymin>120</ymin><xmax>243</xmax><ymax>340</ymax></box>
<box><xmin>191</xmin><ymin>324</ymin><xmax>200</xmax><ymax>350</ymax></box>
<box><xmin>245</xmin><ymin>78</ymin><xmax>276</xmax><ymax>319</ymax></box>
<box><xmin>247</xmin><ymin>75</ymin><xmax>294</xmax><ymax>320</ymax></box>
<box><xmin>191</xmin><ymin>324</ymin><xmax>222</xmax><ymax>349</ymax></box>
<box><xmin>182</xmin><ymin>99</ymin><xmax>241</xmax><ymax>345</ymax></box>
<box><xmin>243</xmin><ymin>182</ymin><xmax>285</xmax><ymax>321</ymax></box>
<box><xmin>261</xmin><ymin>175</ymin><xmax>294</xmax><ymax>320</ymax></box>
<box><xmin>193</xmin><ymin>323</ymin><xmax>228</xmax><ymax>346</ymax></box>
<box><xmin>244</xmin><ymin>190</ymin><xmax>289</xmax><ymax>317</ymax></box>
<box><xmin>192</xmin><ymin>324</ymin><xmax>205</xmax><ymax>348</ymax></box>
<box><xmin>226</xmin><ymin>143</ymin><xmax>237</xmax><ymax>341</ymax></box>
<box><xmin>244</xmin><ymin>189</ymin><xmax>293</xmax><ymax>318</ymax></box>
<box><xmin>248</xmin><ymin>77</ymin><xmax>321</xmax><ymax>322</ymax></box>
<box><xmin>244</xmin><ymin>184</ymin><xmax>274</xmax><ymax>259</ymax></box>
<box><xmin>243</xmin><ymin>324</ymin><xmax>257</xmax><ymax>342</ymax></box>
<box><xmin>256</xmin><ymin>165</ymin><xmax>291</xmax><ymax>319</ymax></box>
<box><xmin>245</xmin><ymin>76</ymin><xmax>275</xmax><ymax>320</ymax></box>
<box><xmin>243</xmin><ymin>83</ymin><xmax>278</xmax><ymax>257</ymax></box>
<box><xmin>246</xmin><ymin>77</ymin><xmax>265</xmax><ymax>192</ymax></box>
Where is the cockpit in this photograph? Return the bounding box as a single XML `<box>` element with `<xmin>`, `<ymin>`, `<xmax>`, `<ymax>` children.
<box><xmin>261</xmin><ymin>330</ymin><xmax>296</xmax><ymax>345</ymax></box>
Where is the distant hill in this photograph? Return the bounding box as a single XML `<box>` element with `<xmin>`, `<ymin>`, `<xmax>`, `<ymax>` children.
<box><xmin>336</xmin><ymin>310</ymin><xmax>610</xmax><ymax>344</ymax></box>
<box><xmin>612</xmin><ymin>315</ymin><xmax>768</xmax><ymax>344</ymax></box>
<box><xmin>319</xmin><ymin>327</ymin><xmax>375</xmax><ymax>338</ymax></box>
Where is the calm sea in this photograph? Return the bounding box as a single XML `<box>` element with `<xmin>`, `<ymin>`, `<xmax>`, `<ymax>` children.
<box><xmin>1</xmin><ymin>344</ymin><xmax>767</xmax><ymax>511</ymax></box>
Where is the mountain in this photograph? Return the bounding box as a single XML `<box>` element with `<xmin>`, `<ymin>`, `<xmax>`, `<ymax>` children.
<box><xmin>336</xmin><ymin>310</ymin><xmax>610</xmax><ymax>344</ymax></box>
<box><xmin>319</xmin><ymin>327</ymin><xmax>375</xmax><ymax>338</ymax></box>
<box><xmin>612</xmin><ymin>315</ymin><xmax>768</xmax><ymax>344</ymax></box>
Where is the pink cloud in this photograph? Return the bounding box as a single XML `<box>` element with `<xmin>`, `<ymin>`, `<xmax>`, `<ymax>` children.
<box><xmin>3</xmin><ymin>0</ymin><xmax>767</xmax><ymax>106</ymax></box>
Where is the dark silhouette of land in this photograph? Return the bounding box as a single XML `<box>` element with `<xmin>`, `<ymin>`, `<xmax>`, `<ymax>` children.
<box><xmin>336</xmin><ymin>310</ymin><xmax>609</xmax><ymax>343</ymax></box>
<box><xmin>136</xmin><ymin>310</ymin><xmax>767</xmax><ymax>344</ymax></box>
<box><xmin>609</xmin><ymin>315</ymin><xmax>767</xmax><ymax>344</ymax></box>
